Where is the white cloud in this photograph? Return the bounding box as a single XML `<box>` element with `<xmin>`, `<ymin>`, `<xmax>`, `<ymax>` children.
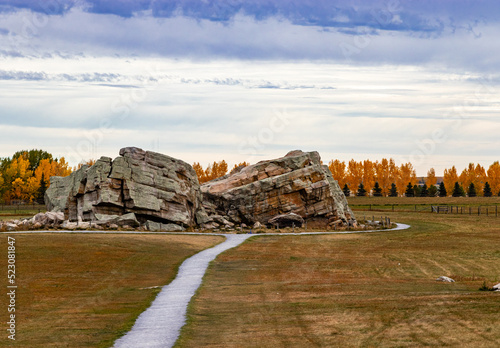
<box><xmin>0</xmin><ymin>56</ymin><xmax>499</xmax><ymax>175</ymax></box>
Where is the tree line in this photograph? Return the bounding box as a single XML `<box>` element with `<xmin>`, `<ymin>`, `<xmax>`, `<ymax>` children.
<box><xmin>0</xmin><ymin>150</ymin><xmax>72</xmax><ymax>204</ymax></box>
<box><xmin>329</xmin><ymin>159</ymin><xmax>500</xmax><ymax>197</ymax></box>
<box><xmin>193</xmin><ymin>158</ymin><xmax>500</xmax><ymax>197</ymax></box>
<box><xmin>2</xmin><ymin>150</ymin><xmax>500</xmax><ymax>204</ymax></box>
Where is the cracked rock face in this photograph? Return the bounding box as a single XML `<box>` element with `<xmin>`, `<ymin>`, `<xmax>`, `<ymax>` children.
<box><xmin>201</xmin><ymin>150</ymin><xmax>356</xmax><ymax>227</ymax></box>
<box><xmin>45</xmin><ymin>148</ymin><xmax>355</xmax><ymax>230</ymax></box>
<box><xmin>45</xmin><ymin>147</ymin><xmax>208</xmax><ymax>228</ymax></box>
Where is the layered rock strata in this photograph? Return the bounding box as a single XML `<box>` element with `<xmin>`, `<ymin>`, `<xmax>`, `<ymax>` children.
<box><xmin>45</xmin><ymin>147</ymin><xmax>208</xmax><ymax>229</ymax></box>
<box><xmin>45</xmin><ymin>148</ymin><xmax>355</xmax><ymax>231</ymax></box>
<box><xmin>201</xmin><ymin>150</ymin><xmax>355</xmax><ymax>228</ymax></box>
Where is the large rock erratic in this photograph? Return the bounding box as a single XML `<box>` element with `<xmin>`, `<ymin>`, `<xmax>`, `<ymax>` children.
<box><xmin>201</xmin><ymin>150</ymin><xmax>355</xmax><ymax>228</ymax></box>
<box><xmin>45</xmin><ymin>148</ymin><xmax>355</xmax><ymax>231</ymax></box>
<box><xmin>45</xmin><ymin>147</ymin><xmax>208</xmax><ymax>229</ymax></box>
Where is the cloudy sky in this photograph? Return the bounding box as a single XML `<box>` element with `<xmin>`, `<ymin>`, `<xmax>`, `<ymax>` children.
<box><xmin>1</xmin><ymin>0</ymin><xmax>499</xmax><ymax>175</ymax></box>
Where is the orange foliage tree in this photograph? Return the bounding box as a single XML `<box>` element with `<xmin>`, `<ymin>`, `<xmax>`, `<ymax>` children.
<box><xmin>459</xmin><ymin>163</ymin><xmax>486</xmax><ymax>196</ymax></box>
<box><xmin>487</xmin><ymin>161</ymin><xmax>500</xmax><ymax>195</ymax></box>
<box><xmin>193</xmin><ymin>160</ymin><xmax>229</xmax><ymax>184</ymax></box>
<box><xmin>374</xmin><ymin>158</ymin><xmax>391</xmax><ymax>196</ymax></box>
<box><xmin>443</xmin><ymin>166</ymin><xmax>458</xmax><ymax>195</ymax></box>
<box><xmin>0</xmin><ymin>150</ymin><xmax>72</xmax><ymax>203</ymax></box>
<box><xmin>426</xmin><ymin>168</ymin><xmax>437</xmax><ymax>187</ymax></box>
<box><xmin>328</xmin><ymin>159</ymin><xmax>347</xmax><ymax>188</ymax></box>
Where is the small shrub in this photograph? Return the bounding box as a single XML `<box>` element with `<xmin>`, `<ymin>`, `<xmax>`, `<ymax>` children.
<box><xmin>479</xmin><ymin>281</ymin><xmax>494</xmax><ymax>291</ymax></box>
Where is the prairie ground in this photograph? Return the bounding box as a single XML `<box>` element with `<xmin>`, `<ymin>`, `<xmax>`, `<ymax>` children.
<box><xmin>0</xmin><ymin>233</ymin><xmax>223</xmax><ymax>347</ymax></box>
<box><xmin>176</xmin><ymin>208</ymin><xmax>500</xmax><ymax>347</ymax></box>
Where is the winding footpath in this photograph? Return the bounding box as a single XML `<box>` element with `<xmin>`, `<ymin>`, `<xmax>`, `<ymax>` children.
<box><xmin>113</xmin><ymin>233</ymin><xmax>253</xmax><ymax>348</ymax></box>
<box><xmin>3</xmin><ymin>223</ymin><xmax>410</xmax><ymax>347</ymax></box>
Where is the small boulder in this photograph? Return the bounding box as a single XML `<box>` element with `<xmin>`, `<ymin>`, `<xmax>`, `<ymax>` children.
<box><xmin>61</xmin><ymin>220</ymin><xmax>78</xmax><ymax>230</ymax></box>
<box><xmin>436</xmin><ymin>276</ymin><xmax>455</xmax><ymax>283</ymax></box>
<box><xmin>116</xmin><ymin>213</ymin><xmax>140</xmax><ymax>227</ymax></box>
<box><xmin>78</xmin><ymin>222</ymin><xmax>91</xmax><ymax>229</ymax></box>
<box><xmin>145</xmin><ymin>221</ymin><xmax>186</xmax><ymax>232</ymax></box>
<box><xmin>163</xmin><ymin>223</ymin><xmax>185</xmax><ymax>232</ymax></box>
<box><xmin>94</xmin><ymin>214</ymin><xmax>120</xmax><ymax>225</ymax></box>
<box><xmin>253</xmin><ymin>221</ymin><xmax>262</xmax><ymax>229</ymax></box>
<box><xmin>33</xmin><ymin>213</ymin><xmax>49</xmax><ymax>225</ymax></box>
<box><xmin>5</xmin><ymin>223</ymin><xmax>18</xmax><ymax>231</ymax></box>
<box><xmin>268</xmin><ymin>213</ymin><xmax>304</xmax><ymax>228</ymax></box>
<box><xmin>46</xmin><ymin>211</ymin><xmax>65</xmax><ymax>225</ymax></box>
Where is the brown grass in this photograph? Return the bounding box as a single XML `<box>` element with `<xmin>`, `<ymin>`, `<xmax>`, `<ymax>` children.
<box><xmin>176</xmin><ymin>211</ymin><xmax>500</xmax><ymax>347</ymax></box>
<box><xmin>0</xmin><ymin>233</ymin><xmax>223</xmax><ymax>347</ymax></box>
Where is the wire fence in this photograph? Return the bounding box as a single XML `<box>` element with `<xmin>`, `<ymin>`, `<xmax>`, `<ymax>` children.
<box><xmin>350</xmin><ymin>204</ymin><xmax>500</xmax><ymax>216</ymax></box>
<box><xmin>0</xmin><ymin>203</ymin><xmax>46</xmax><ymax>214</ymax></box>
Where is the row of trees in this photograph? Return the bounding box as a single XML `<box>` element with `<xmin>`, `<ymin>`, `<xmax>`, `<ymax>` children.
<box><xmin>0</xmin><ymin>150</ymin><xmax>72</xmax><ymax>204</ymax></box>
<box><xmin>193</xmin><ymin>158</ymin><xmax>500</xmax><ymax>197</ymax></box>
<box><xmin>328</xmin><ymin>158</ymin><xmax>419</xmax><ymax>197</ymax></box>
<box><xmin>330</xmin><ymin>159</ymin><xmax>500</xmax><ymax>197</ymax></box>
<box><xmin>3</xmin><ymin>150</ymin><xmax>500</xmax><ymax>203</ymax></box>
<box><xmin>347</xmin><ymin>180</ymin><xmax>494</xmax><ymax>198</ymax></box>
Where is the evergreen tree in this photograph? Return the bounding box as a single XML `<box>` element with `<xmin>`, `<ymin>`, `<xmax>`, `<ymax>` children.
<box><xmin>342</xmin><ymin>183</ymin><xmax>350</xmax><ymax>197</ymax></box>
<box><xmin>413</xmin><ymin>184</ymin><xmax>421</xmax><ymax>197</ymax></box>
<box><xmin>438</xmin><ymin>182</ymin><xmax>447</xmax><ymax>197</ymax></box>
<box><xmin>452</xmin><ymin>182</ymin><xmax>465</xmax><ymax>197</ymax></box>
<box><xmin>357</xmin><ymin>183</ymin><xmax>367</xmax><ymax>197</ymax></box>
<box><xmin>428</xmin><ymin>184</ymin><xmax>438</xmax><ymax>197</ymax></box>
<box><xmin>372</xmin><ymin>182</ymin><xmax>382</xmax><ymax>197</ymax></box>
<box><xmin>467</xmin><ymin>183</ymin><xmax>477</xmax><ymax>197</ymax></box>
<box><xmin>420</xmin><ymin>184</ymin><xmax>429</xmax><ymax>197</ymax></box>
<box><xmin>483</xmin><ymin>182</ymin><xmax>492</xmax><ymax>197</ymax></box>
<box><xmin>37</xmin><ymin>173</ymin><xmax>47</xmax><ymax>204</ymax></box>
<box><xmin>389</xmin><ymin>183</ymin><xmax>398</xmax><ymax>197</ymax></box>
<box><xmin>405</xmin><ymin>182</ymin><xmax>414</xmax><ymax>197</ymax></box>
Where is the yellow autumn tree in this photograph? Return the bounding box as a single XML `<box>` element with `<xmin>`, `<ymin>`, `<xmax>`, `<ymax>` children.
<box><xmin>193</xmin><ymin>160</ymin><xmax>228</xmax><ymax>184</ymax></box>
<box><xmin>374</xmin><ymin>158</ymin><xmax>391</xmax><ymax>196</ymax></box>
<box><xmin>4</xmin><ymin>156</ymin><xmax>31</xmax><ymax>183</ymax></box>
<box><xmin>347</xmin><ymin>159</ymin><xmax>363</xmax><ymax>194</ymax></box>
<box><xmin>443</xmin><ymin>166</ymin><xmax>458</xmax><ymax>195</ymax></box>
<box><xmin>397</xmin><ymin>162</ymin><xmax>417</xmax><ymax>195</ymax></box>
<box><xmin>426</xmin><ymin>168</ymin><xmax>437</xmax><ymax>187</ymax></box>
<box><xmin>206</xmin><ymin>160</ymin><xmax>228</xmax><ymax>181</ymax></box>
<box><xmin>362</xmin><ymin>160</ymin><xmax>375</xmax><ymax>194</ymax></box>
<box><xmin>389</xmin><ymin>159</ymin><xmax>400</xmax><ymax>196</ymax></box>
<box><xmin>459</xmin><ymin>163</ymin><xmax>486</xmax><ymax>196</ymax></box>
<box><xmin>24</xmin><ymin>176</ymin><xmax>40</xmax><ymax>202</ymax></box>
<box><xmin>487</xmin><ymin>161</ymin><xmax>500</xmax><ymax>196</ymax></box>
<box><xmin>193</xmin><ymin>162</ymin><xmax>207</xmax><ymax>183</ymax></box>
<box><xmin>34</xmin><ymin>159</ymin><xmax>52</xmax><ymax>188</ymax></box>
<box><xmin>328</xmin><ymin>159</ymin><xmax>347</xmax><ymax>188</ymax></box>
<box><xmin>10</xmin><ymin>178</ymin><xmax>25</xmax><ymax>201</ymax></box>
<box><xmin>52</xmin><ymin>157</ymin><xmax>72</xmax><ymax>177</ymax></box>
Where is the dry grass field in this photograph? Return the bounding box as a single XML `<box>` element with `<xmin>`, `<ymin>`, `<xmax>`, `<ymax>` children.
<box><xmin>176</xmin><ymin>210</ymin><xmax>500</xmax><ymax>347</ymax></box>
<box><xmin>0</xmin><ymin>233</ymin><xmax>223</xmax><ymax>348</ymax></box>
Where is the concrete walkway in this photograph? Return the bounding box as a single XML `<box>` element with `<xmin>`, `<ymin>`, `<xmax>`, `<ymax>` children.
<box><xmin>112</xmin><ymin>233</ymin><xmax>254</xmax><ymax>348</ymax></box>
<box><xmin>112</xmin><ymin>223</ymin><xmax>410</xmax><ymax>348</ymax></box>
<box><xmin>3</xmin><ymin>223</ymin><xmax>410</xmax><ymax>348</ymax></box>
